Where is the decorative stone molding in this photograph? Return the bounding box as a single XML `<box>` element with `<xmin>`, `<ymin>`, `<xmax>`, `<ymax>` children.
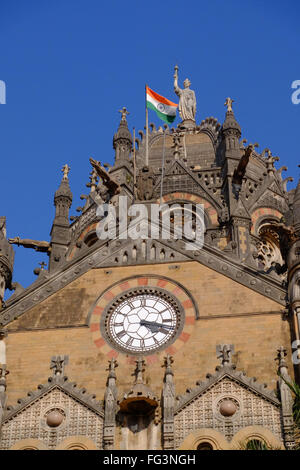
<box><xmin>178</xmin><ymin>428</ymin><xmax>230</xmax><ymax>450</ymax></box>
<box><xmin>9</xmin><ymin>438</ymin><xmax>48</xmax><ymax>450</ymax></box>
<box><xmin>230</xmin><ymin>425</ymin><xmax>284</xmax><ymax>450</ymax></box>
<box><xmin>55</xmin><ymin>436</ymin><xmax>97</xmax><ymax>450</ymax></box>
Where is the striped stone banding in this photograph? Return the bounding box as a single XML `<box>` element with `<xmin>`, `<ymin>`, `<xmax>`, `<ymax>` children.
<box><xmin>251</xmin><ymin>208</ymin><xmax>283</xmax><ymax>234</ymax></box>
<box><xmin>89</xmin><ymin>276</ymin><xmax>196</xmax><ymax>365</ymax></box>
<box><xmin>158</xmin><ymin>192</ymin><xmax>218</xmax><ymax>227</ymax></box>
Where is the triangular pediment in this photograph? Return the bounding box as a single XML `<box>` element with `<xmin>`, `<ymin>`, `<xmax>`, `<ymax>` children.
<box><xmin>1</xmin><ymin>374</ymin><xmax>104</xmax><ymax>450</ymax></box>
<box><xmin>153</xmin><ymin>159</ymin><xmax>220</xmax><ymax>208</ymax></box>
<box><xmin>175</xmin><ymin>364</ymin><xmax>279</xmax><ymax>414</ymax></box>
<box><xmin>4</xmin><ymin>375</ymin><xmax>104</xmax><ymax>423</ymax></box>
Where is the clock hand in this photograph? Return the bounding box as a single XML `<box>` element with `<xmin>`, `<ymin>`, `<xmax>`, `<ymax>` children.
<box><xmin>140</xmin><ymin>320</ymin><xmax>175</xmax><ymax>333</ymax></box>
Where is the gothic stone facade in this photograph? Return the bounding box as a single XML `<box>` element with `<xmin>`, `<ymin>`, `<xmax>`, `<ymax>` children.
<box><xmin>0</xmin><ymin>101</ymin><xmax>299</xmax><ymax>450</ymax></box>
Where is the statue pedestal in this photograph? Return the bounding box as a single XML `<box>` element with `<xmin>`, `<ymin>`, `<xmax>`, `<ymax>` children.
<box><xmin>178</xmin><ymin>119</ymin><xmax>196</xmax><ymax>130</ymax></box>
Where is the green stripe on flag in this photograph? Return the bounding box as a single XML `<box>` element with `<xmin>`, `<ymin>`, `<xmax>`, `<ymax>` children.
<box><xmin>146</xmin><ymin>101</ymin><xmax>176</xmax><ymax>123</ymax></box>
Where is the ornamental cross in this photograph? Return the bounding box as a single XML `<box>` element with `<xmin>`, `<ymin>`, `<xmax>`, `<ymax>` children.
<box><xmin>39</xmin><ymin>261</ymin><xmax>47</xmax><ymax>270</ymax></box>
<box><xmin>119</xmin><ymin>107</ymin><xmax>129</xmax><ymax>122</ymax></box>
<box><xmin>61</xmin><ymin>164</ymin><xmax>70</xmax><ymax>180</ymax></box>
<box><xmin>50</xmin><ymin>355</ymin><xmax>69</xmax><ymax>377</ymax></box>
<box><xmin>216</xmin><ymin>344</ymin><xmax>234</xmax><ymax>366</ymax></box>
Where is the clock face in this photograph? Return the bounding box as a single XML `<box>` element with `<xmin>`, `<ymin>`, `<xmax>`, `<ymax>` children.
<box><xmin>102</xmin><ymin>289</ymin><xmax>183</xmax><ymax>355</ymax></box>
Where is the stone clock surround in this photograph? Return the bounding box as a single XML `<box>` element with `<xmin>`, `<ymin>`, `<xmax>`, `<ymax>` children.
<box><xmin>88</xmin><ymin>275</ymin><xmax>198</xmax><ymax>365</ymax></box>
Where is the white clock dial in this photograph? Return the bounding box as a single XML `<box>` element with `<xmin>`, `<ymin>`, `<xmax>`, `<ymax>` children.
<box><xmin>106</xmin><ymin>293</ymin><xmax>179</xmax><ymax>354</ymax></box>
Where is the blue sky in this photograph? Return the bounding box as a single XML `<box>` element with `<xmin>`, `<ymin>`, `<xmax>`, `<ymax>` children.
<box><xmin>0</xmin><ymin>0</ymin><xmax>299</xmax><ymax>292</ymax></box>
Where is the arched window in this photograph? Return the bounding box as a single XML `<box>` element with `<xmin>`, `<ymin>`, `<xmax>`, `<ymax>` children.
<box><xmin>197</xmin><ymin>442</ymin><xmax>214</xmax><ymax>450</ymax></box>
<box><xmin>84</xmin><ymin>231</ymin><xmax>98</xmax><ymax>247</ymax></box>
<box><xmin>245</xmin><ymin>439</ymin><xmax>267</xmax><ymax>450</ymax></box>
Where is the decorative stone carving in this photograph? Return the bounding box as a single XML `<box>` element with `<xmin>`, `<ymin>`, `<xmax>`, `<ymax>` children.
<box><xmin>0</xmin><ymin>358</ymin><xmax>104</xmax><ymax>450</ymax></box>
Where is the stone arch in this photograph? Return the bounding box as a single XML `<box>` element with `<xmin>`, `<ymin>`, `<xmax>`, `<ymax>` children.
<box><xmin>67</xmin><ymin>222</ymin><xmax>99</xmax><ymax>261</ymax></box>
<box><xmin>251</xmin><ymin>207</ymin><xmax>283</xmax><ymax>235</ymax></box>
<box><xmin>158</xmin><ymin>192</ymin><xmax>219</xmax><ymax>228</ymax></box>
<box><xmin>230</xmin><ymin>426</ymin><xmax>284</xmax><ymax>450</ymax></box>
<box><xmin>55</xmin><ymin>436</ymin><xmax>97</xmax><ymax>450</ymax></box>
<box><xmin>178</xmin><ymin>428</ymin><xmax>230</xmax><ymax>450</ymax></box>
<box><xmin>10</xmin><ymin>438</ymin><xmax>48</xmax><ymax>450</ymax></box>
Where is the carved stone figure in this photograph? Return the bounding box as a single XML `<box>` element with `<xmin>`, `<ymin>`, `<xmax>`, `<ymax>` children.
<box><xmin>173</xmin><ymin>65</ymin><xmax>196</xmax><ymax>122</ymax></box>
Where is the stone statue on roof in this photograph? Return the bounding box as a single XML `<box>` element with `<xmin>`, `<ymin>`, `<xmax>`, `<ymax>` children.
<box><xmin>174</xmin><ymin>65</ymin><xmax>196</xmax><ymax>123</ymax></box>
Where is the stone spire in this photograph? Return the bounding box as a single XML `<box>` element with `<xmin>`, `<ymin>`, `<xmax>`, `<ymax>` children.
<box><xmin>49</xmin><ymin>165</ymin><xmax>72</xmax><ymax>272</ymax></box>
<box><xmin>222</xmin><ymin>98</ymin><xmax>241</xmax><ymax>160</ymax></box>
<box><xmin>161</xmin><ymin>355</ymin><xmax>175</xmax><ymax>450</ymax></box>
<box><xmin>103</xmin><ymin>358</ymin><xmax>118</xmax><ymax>450</ymax></box>
<box><xmin>53</xmin><ymin>165</ymin><xmax>73</xmax><ymax>221</ymax></box>
<box><xmin>113</xmin><ymin>107</ymin><xmax>133</xmax><ymax>163</ymax></box>
<box><xmin>0</xmin><ymin>218</ymin><xmax>14</xmax><ymax>309</ymax></box>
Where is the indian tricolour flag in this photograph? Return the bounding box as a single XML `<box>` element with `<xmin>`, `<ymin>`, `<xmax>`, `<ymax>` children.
<box><xmin>146</xmin><ymin>85</ymin><xmax>178</xmax><ymax>123</ymax></box>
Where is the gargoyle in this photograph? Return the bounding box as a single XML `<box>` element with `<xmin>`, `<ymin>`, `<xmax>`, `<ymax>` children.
<box><xmin>8</xmin><ymin>237</ymin><xmax>50</xmax><ymax>253</ymax></box>
<box><xmin>232</xmin><ymin>144</ymin><xmax>253</xmax><ymax>186</ymax></box>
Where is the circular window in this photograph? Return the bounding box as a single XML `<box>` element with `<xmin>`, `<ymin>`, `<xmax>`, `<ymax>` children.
<box><xmin>100</xmin><ymin>287</ymin><xmax>184</xmax><ymax>355</ymax></box>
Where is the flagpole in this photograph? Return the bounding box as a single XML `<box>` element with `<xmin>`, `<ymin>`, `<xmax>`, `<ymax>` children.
<box><xmin>160</xmin><ymin>129</ymin><xmax>166</xmax><ymax>206</ymax></box>
<box><xmin>145</xmin><ymin>84</ymin><xmax>149</xmax><ymax>166</ymax></box>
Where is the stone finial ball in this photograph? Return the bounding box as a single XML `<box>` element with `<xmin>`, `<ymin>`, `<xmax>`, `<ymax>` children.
<box><xmin>219</xmin><ymin>400</ymin><xmax>237</xmax><ymax>417</ymax></box>
<box><xmin>46</xmin><ymin>410</ymin><xmax>64</xmax><ymax>427</ymax></box>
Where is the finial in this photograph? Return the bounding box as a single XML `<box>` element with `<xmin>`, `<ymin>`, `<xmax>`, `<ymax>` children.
<box><xmin>0</xmin><ymin>365</ymin><xmax>9</xmax><ymax>380</ymax></box>
<box><xmin>50</xmin><ymin>355</ymin><xmax>69</xmax><ymax>377</ymax></box>
<box><xmin>262</xmin><ymin>148</ymin><xmax>279</xmax><ymax>173</ymax></box>
<box><xmin>163</xmin><ymin>354</ymin><xmax>174</xmax><ymax>376</ymax></box>
<box><xmin>107</xmin><ymin>357</ymin><xmax>118</xmax><ymax>378</ymax></box>
<box><xmin>61</xmin><ymin>164</ymin><xmax>70</xmax><ymax>181</ymax></box>
<box><xmin>39</xmin><ymin>261</ymin><xmax>47</xmax><ymax>271</ymax></box>
<box><xmin>216</xmin><ymin>344</ymin><xmax>234</xmax><ymax>366</ymax></box>
<box><xmin>277</xmin><ymin>346</ymin><xmax>287</xmax><ymax>368</ymax></box>
<box><xmin>119</xmin><ymin>107</ymin><xmax>129</xmax><ymax>123</ymax></box>
<box><xmin>224</xmin><ymin>97</ymin><xmax>234</xmax><ymax>112</ymax></box>
<box><xmin>134</xmin><ymin>357</ymin><xmax>145</xmax><ymax>384</ymax></box>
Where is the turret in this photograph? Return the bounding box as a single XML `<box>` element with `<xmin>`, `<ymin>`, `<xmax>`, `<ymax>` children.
<box><xmin>0</xmin><ymin>218</ymin><xmax>14</xmax><ymax>309</ymax></box>
<box><xmin>49</xmin><ymin>165</ymin><xmax>72</xmax><ymax>272</ymax></box>
<box><xmin>113</xmin><ymin>107</ymin><xmax>133</xmax><ymax>164</ymax></box>
<box><xmin>110</xmin><ymin>108</ymin><xmax>134</xmax><ymax>198</ymax></box>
